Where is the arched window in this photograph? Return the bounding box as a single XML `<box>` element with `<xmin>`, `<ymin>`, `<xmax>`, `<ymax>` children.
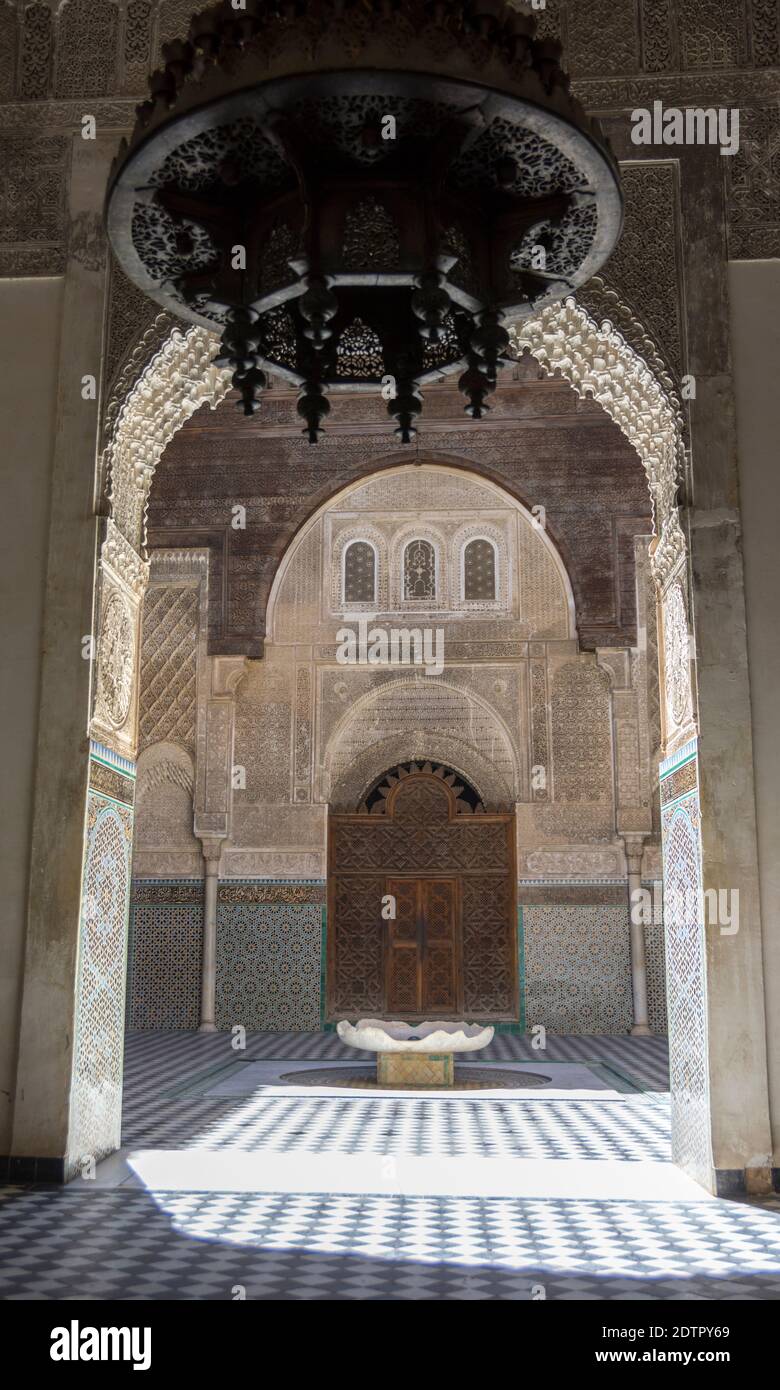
<box><xmin>463</xmin><ymin>537</ymin><xmax>497</xmax><ymax>601</ymax></box>
<box><xmin>343</xmin><ymin>540</ymin><xmax>376</xmax><ymax>604</ymax></box>
<box><xmin>403</xmin><ymin>539</ymin><xmax>436</xmax><ymax>600</ymax></box>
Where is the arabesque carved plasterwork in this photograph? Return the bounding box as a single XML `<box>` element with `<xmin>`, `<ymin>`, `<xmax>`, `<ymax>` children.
<box><xmin>104</xmin><ymin>325</ymin><xmax>231</xmax><ymax>550</ymax></box>
<box><xmin>663</xmin><ymin>579</ymin><xmax>693</xmax><ymax>731</ymax></box>
<box><xmin>101</xmin><ymin>517</ymin><xmax>150</xmax><ymax>599</ymax></box>
<box><xmin>325</xmin><ymin>676</ymin><xmax>520</xmax><ymax>809</ymax></box>
<box><xmin>330</xmin><ymin>522</ymin><xmax>388</xmax><ymax>614</ymax></box>
<box><xmin>101</xmin><ymin>299</ymin><xmax>181</xmax><ymax>453</ymax></box>
<box><xmin>104</xmin><ymin>286</ymin><xmax>685</xmax><ymax>595</ymax></box>
<box><xmin>98</xmin><ymin>295</ymin><xmax>692</xmax><ymax>806</ymax></box>
<box><xmin>524</xmin><ymin>849</ymin><xmax>621</xmax><ymax>877</ymax></box>
<box><xmin>391</xmin><ymin>523</ymin><xmax>445</xmax><ymax>609</ymax></box>
<box><xmin>510</xmin><ymin>296</ymin><xmax>687</xmax><ymax>593</ymax></box>
<box><xmin>94</xmin><ymin>588</ymin><xmax>134</xmax><ymax>731</ymax></box>
<box><xmin>139</xmin><ymin>583</ymin><xmax>199</xmax><ymax>754</ymax></box>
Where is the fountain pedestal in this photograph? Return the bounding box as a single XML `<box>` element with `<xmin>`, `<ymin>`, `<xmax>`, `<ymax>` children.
<box><xmin>377</xmin><ymin>1052</ymin><xmax>454</xmax><ymax>1088</ymax></box>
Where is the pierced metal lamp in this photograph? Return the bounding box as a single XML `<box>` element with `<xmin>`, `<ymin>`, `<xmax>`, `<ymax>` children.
<box><xmin>106</xmin><ymin>0</ymin><xmax>623</xmax><ymax>441</ymax></box>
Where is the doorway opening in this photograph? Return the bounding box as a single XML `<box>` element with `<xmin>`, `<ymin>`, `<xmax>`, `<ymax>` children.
<box><xmin>327</xmin><ymin>763</ymin><xmax>517</xmax><ymax>1023</ymax></box>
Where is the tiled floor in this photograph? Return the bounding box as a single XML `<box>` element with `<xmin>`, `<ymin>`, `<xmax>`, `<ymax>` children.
<box><xmin>1</xmin><ymin>1031</ymin><xmax>780</xmax><ymax>1300</ymax></box>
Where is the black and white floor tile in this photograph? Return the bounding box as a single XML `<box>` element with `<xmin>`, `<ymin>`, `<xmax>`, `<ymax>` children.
<box><xmin>1</xmin><ymin>1031</ymin><xmax>779</xmax><ymax>1300</ymax></box>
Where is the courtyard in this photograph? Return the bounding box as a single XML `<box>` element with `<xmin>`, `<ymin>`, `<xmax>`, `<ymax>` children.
<box><xmin>2</xmin><ymin>1031</ymin><xmax>779</xmax><ymax>1301</ymax></box>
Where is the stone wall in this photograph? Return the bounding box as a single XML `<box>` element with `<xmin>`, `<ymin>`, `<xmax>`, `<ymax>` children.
<box><xmin>0</xmin><ymin>275</ymin><xmax>63</xmax><ymax>1155</ymax></box>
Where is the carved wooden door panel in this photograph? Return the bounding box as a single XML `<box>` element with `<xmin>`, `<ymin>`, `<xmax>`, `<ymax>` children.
<box><xmin>328</xmin><ymin>770</ymin><xmax>516</xmax><ymax>1021</ymax></box>
<box><xmin>421</xmin><ymin>878</ymin><xmax>458</xmax><ymax>1014</ymax></box>
<box><xmin>385</xmin><ymin>877</ymin><xmax>458</xmax><ymax>1015</ymax></box>
<box><xmin>386</xmin><ymin>877</ymin><xmax>420</xmax><ymax>1013</ymax></box>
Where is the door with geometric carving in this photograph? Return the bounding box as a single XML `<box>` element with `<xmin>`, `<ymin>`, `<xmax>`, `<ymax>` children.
<box><xmin>386</xmin><ymin>877</ymin><xmax>459</xmax><ymax>1015</ymax></box>
<box><xmin>328</xmin><ymin>763</ymin><xmax>516</xmax><ymax>1021</ymax></box>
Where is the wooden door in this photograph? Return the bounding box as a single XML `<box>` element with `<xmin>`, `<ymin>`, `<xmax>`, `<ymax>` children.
<box><xmin>421</xmin><ymin>878</ymin><xmax>458</xmax><ymax>1013</ymax></box>
<box><xmin>386</xmin><ymin>877</ymin><xmax>419</xmax><ymax>1013</ymax></box>
<box><xmin>328</xmin><ymin>772</ymin><xmax>517</xmax><ymax>1021</ymax></box>
<box><xmin>385</xmin><ymin>877</ymin><xmax>458</xmax><ymax>1015</ymax></box>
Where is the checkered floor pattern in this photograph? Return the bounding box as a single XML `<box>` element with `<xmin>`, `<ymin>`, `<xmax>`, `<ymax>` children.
<box><xmin>2</xmin><ymin>1031</ymin><xmax>780</xmax><ymax>1300</ymax></box>
<box><xmin>122</xmin><ymin>1030</ymin><xmax>671</xmax><ymax>1161</ymax></box>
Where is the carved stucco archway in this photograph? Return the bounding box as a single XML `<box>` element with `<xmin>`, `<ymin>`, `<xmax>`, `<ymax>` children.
<box><xmin>101</xmin><ymin>298</ymin><xmax>686</xmax><ymax>572</ymax></box>
<box><xmin>91</xmin><ymin>293</ymin><xmax>709</xmax><ymax>1183</ymax></box>
<box><xmin>322</xmin><ymin>676</ymin><xmax>522</xmax><ymax>811</ymax></box>
<box><xmin>95</xmin><ymin>295</ymin><xmax>695</xmax><ymax>763</ymax></box>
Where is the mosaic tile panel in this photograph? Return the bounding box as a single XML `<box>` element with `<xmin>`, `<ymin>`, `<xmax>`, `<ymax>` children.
<box><xmin>69</xmin><ymin>754</ymin><xmax>134</xmax><ymax>1177</ymax></box>
<box><xmin>524</xmin><ymin>904</ymin><xmax>626</xmax><ymax>1035</ymax></box>
<box><xmin>521</xmin><ymin>901</ymin><xmax>668</xmax><ymax>1036</ymax></box>
<box><xmin>645</xmin><ymin>913</ymin><xmax>668</xmax><ymax>1037</ymax></box>
<box><xmin>660</xmin><ymin>740</ymin><xmax>712</xmax><ymax>1187</ymax></box>
<box><xmin>128</xmin><ymin>881</ymin><xmax>327</xmax><ymax>1032</ymax></box>
<box><xmin>127</xmin><ymin>881</ymin><xmax>664</xmax><ymax>1039</ymax></box>
<box><xmin>215</xmin><ymin>897</ymin><xmax>323</xmax><ymax>1033</ymax></box>
<box><xmin>128</xmin><ymin>882</ymin><xmax>203</xmax><ymax>1031</ymax></box>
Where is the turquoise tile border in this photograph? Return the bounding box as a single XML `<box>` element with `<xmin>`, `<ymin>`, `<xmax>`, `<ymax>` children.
<box><xmin>659</xmin><ymin>737</ymin><xmax>698</xmax><ymax>779</ymax></box>
<box><xmin>89</xmin><ymin>739</ymin><xmax>136</xmax><ymax>778</ymax></box>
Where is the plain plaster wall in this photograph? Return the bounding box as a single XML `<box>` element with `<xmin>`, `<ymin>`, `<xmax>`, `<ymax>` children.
<box><xmin>728</xmin><ymin>259</ymin><xmax>780</xmax><ymax>1167</ymax></box>
<box><xmin>0</xmin><ymin>277</ymin><xmax>64</xmax><ymax>1153</ymax></box>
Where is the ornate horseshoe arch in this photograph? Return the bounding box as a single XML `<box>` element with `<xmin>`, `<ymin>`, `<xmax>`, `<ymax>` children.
<box><xmin>96</xmin><ymin>292</ymin><xmax>693</xmax><ymax>758</ymax></box>
<box><xmin>92</xmin><ymin>282</ymin><xmax>707</xmax><ymax>1177</ymax></box>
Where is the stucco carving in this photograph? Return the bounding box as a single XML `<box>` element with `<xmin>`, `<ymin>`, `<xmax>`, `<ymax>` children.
<box><xmin>593</xmin><ymin>164</ymin><xmax>683</xmax><ymax>381</ymax></box>
<box><xmin>0</xmin><ymin>131</ymin><xmax>68</xmax><ymax>275</ymax></box>
<box><xmin>329</xmin><ymin>521</ymin><xmax>388</xmax><ymax>614</ymax></box>
<box><xmin>221</xmin><ymin>850</ymin><xmax>324</xmax><ymax>879</ymax></box>
<box><xmin>138</xmin><ymin>583</ymin><xmax>199</xmax><ymax>755</ymax></box>
<box><xmin>107</xmin><ymin>301</ymin><xmax>685</xmax><ymax>584</ymax></box>
<box><xmin>103</xmin><ymin>325</ymin><xmax>231</xmax><ymax>550</ymax></box>
<box><xmin>138</xmin><ymin>753</ymin><xmax>193</xmax><ymax>797</ymax></box>
<box><xmin>510</xmin><ymin>296</ymin><xmax>687</xmax><ymax>593</ymax></box>
<box><xmin>524</xmin><ymin>849</ymin><xmax>621</xmax><ymax>878</ymax></box>
<box><xmin>95</xmin><ymin>294</ymin><xmax>687</xmax><ymax>821</ymax></box>
<box><xmin>550</xmin><ymin>660</ymin><xmax>613</xmax><ymax>807</ymax></box>
<box><xmin>134</xmin><ymin>741</ymin><xmax>197</xmax><ymax>855</ymax></box>
<box><xmin>324</xmin><ymin>676</ymin><xmax>520</xmax><ymax>808</ymax></box>
<box><xmin>54</xmin><ymin>0</ymin><xmax>119</xmax><ymax>99</ymax></box>
<box><xmin>94</xmin><ymin>588</ymin><xmax>134</xmax><ymax>731</ymax></box>
<box><xmin>101</xmin><ymin>518</ymin><xmax>149</xmax><ymax>599</ymax></box>
<box><xmin>271</xmin><ymin>463</ymin><xmax>572</xmax><ymax>645</ymax></box>
<box><xmin>663</xmin><ymin>579</ymin><xmax>694</xmax><ymax>731</ymax></box>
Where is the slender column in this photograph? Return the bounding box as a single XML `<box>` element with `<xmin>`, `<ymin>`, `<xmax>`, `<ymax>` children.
<box><xmin>624</xmin><ymin>833</ymin><xmax>651</xmax><ymax>1036</ymax></box>
<box><xmin>198</xmin><ymin>837</ymin><xmax>224</xmax><ymax>1033</ymax></box>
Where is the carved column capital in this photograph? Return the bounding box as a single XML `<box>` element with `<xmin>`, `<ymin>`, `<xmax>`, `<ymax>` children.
<box><xmin>622</xmin><ymin>832</ymin><xmax>647</xmax><ymax>873</ymax></box>
<box><xmin>199</xmin><ymin>835</ymin><xmax>225</xmax><ymax>868</ymax></box>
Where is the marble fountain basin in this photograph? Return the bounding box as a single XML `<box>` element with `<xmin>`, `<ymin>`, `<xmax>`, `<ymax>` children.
<box><xmin>337</xmin><ymin>1019</ymin><xmax>494</xmax><ymax>1053</ymax></box>
<box><xmin>337</xmin><ymin>1019</ymin><xmax>494</xmax><ymax>1087</ymax></box>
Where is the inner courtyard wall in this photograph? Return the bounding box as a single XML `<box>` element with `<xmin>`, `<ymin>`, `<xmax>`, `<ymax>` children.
<box><xmin>128</xmin><ymin>467</ymin><xmax>666</xmax><ymax>1034</ymax></box>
